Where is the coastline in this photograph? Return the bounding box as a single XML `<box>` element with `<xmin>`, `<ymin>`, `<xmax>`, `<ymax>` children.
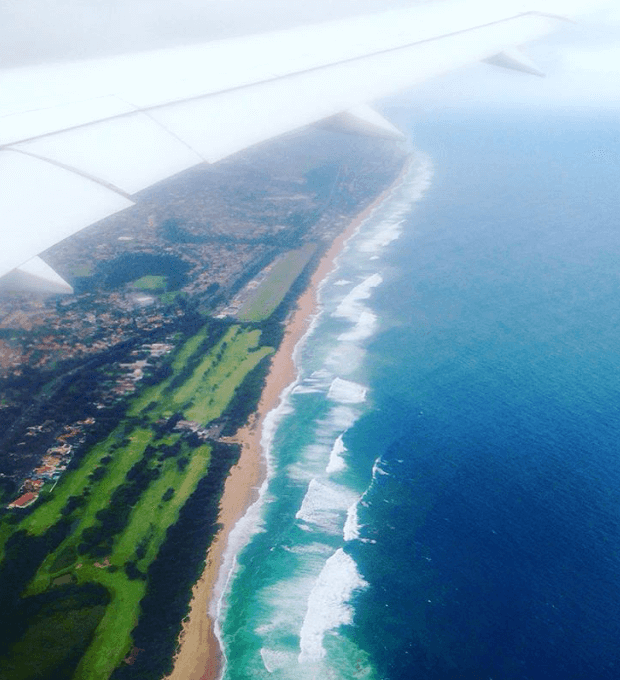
<box><xmin>165</xmin><ymin>156</ymin><xmax>412</xmax><ymax>680</ymax></box>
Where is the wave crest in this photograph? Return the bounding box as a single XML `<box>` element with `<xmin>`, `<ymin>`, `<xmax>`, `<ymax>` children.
<box><xmin>299</xmin><ymin>548</ymin><xmax>368</xmax><ymax>663</ymax></box>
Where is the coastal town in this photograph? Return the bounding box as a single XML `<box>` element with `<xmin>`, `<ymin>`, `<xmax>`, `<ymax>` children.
<box><xmin>0</xmin><ymin>128</ymin><xmax>407</xmax><ymax>680</ymax></box>
<box><xmin>0</xmin><ymin>130</ymin><xmax>403</xmax><ymax>508</ymax></box>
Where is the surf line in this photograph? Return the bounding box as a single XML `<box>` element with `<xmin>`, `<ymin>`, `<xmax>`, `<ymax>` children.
<box><xmin>165</xmin><ymin>151</ymin><xmax>417</xmax><ymax>680</ymax></box>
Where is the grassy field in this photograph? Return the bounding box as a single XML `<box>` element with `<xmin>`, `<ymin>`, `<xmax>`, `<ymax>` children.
<box><xmin>0</xmin><ymin>321</ymin><xmax>275</xmax><ymax>680</ymax></box>
<box><xmin>70</xmin><ymin>264</ymin><xmax>94</xmax><ymax>277</ymax></box>
<box><xmin>22</xmin><ymin>428</ymin><xmax>153</xmax><ymax>540</ymax></box>
<box><xmin>237</xmin><ymin>243</ymin><xmax>317</xmax><ymax>322</ymax></box>
<box><xmin>132</xmin><ymin>275</ymin><xmax>167</xmax><ymax>291</ymax></box>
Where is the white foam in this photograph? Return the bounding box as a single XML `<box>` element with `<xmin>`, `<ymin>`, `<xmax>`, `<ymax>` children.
<box><xmin>327</xmin><ymin>378</ymin><xmax>367</xmax><ymax>404</ymax></box>
<box><xmin>333</xmin><ymin>273</ymin><xmax>383</xmax><ymax>322</ymax></box>
<box><xmin>337</xmin><ymin>309</ymin><xmax>377</xmax><ymax>343</ymax></box>
<box><xmin>295</xmin><ymin>443</ymin><xmax>333</xmax><ymax>472</ymax></box>
<box><xmin>261</xmin><ymin>648</ymin><xmax>294</xmax><ymax>673</ymax></box>
<box><xmin>291</xmin><ymin>385</ymin><xmax>322</xmax><ymax>395</ymax></box>
<box><xmin>216</xmin><ymin>153</ymin><xmax>435</xmax><ymax>675</ymax></box>
<box><xmin>211</xmin><ymin>378</ymin><xmax>300</xmax><ymax>670</ymax></box>
<box><xmin>293</xmin><ymin>369</ymin><xmax>333</xmax><ymax>394</ymax></box>
<box><xmin>357</xmin><ymin>218</ymin><xmax>404</xmax><ymax>253</ymax></box>
<box><xmin>287</xmin><ymin>406</ymin><xmax>359</xmax><ymax>483</ymax></box>
<box><xmin>283</xmin><ymin>542</ymin><xmax>333</xmax><ymax>556</ymax></box>
<box><xmin>253</xmin><ymin>571</ymin><xmax>319</xmax><ymax>640</ymax></box>
<box><xmin>295</xmin><ymin>479</ymin><xmax>358</xmax><ymax>534</ymax></box>
<box><xmin>355</xmin><ymin>153</ymin><xmax>433</xmax><ymax>256</ymax></box>
<box><xmin>325</xmin><ymin>343</ymin><xmax>365</xmax><ymax>374</ymax></box>
<box><xmin>372</xmin><ymin>457</ymin><xmax>389</xmax><ymax>477</ymax></box>
<box><xmin>328</xmin><ymin>405</ymin><xmax>358</xmax><ymax>431</ymax></box>
<box><xmin>326</xmin><ymin>434</ymin><xmax>347</xmax><ymax>474</ymax></box>
<box><xmin>298</xmin><ymin>549</ymin><xmax>368</xmax><ymax>663</ymax></box>
<box><xmin>343</xmin><ymin>502</ymin><xmax>361</xmax><ymax>542</ymax></box>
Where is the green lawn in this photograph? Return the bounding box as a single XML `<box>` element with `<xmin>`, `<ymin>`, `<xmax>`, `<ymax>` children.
<box><xmin>25</xmin><ymin>427</ymin><xmax>154</xmax><ymax>595</ymax></box>
<box><xmin>185</xmin><ymin>342</ymin><xmax>272</xmax><ymax>423</ymax></box>
<box><xmin>72</xmin><ymin>575</ymin><xmax>146</xmax><ymax>680</ymax></box>
<box><xmin>114</xmin><ymin>443</ymin><xmax>210</xmax><ymax>568</ymax></box>
<box><xmin>132</xmin><ymin>275</ymin><xmax>167</xmax><ymax>291</ymax></box>
<box><xmin>71</xmin><ymin>264</ymin><xmax>94</xmax><ymax>277</ymax></box>
<box><xmin>171</xmin><ymin>326</ymin><xmax>242</xmax><ymax>412</ymax></box>
<box><xmin>128</xmin><ymin>324</ymin><xmax>214</xmax><ymax>417</ymax></box>
<box><xmin>237</xmin><ymin>243</ymin><xmax>316</xmax><ymax>321</ymax></box>
<box><xmin>71</xmin><ymin>447</ymin><xmax>211</xmax><ymax>680</ymax></box>
<box><xmin>19</xmin><ymin>426</ymin><xmax>143</xmax><ymax>538</ymax></box>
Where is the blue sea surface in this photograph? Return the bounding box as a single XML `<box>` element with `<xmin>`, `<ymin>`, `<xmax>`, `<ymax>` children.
<box><xmin>217</xmin><ymin>111</ymin><xmax>620</xmax><ymax>680</ymax></box>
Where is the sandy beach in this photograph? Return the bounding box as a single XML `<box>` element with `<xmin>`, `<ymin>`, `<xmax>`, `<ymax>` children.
<box><xmin>166</xmin><ymin>160</ymin><xmax>410</xmax><ymax>680</ymax></box>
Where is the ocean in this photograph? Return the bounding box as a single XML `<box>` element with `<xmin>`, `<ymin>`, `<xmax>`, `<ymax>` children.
<box><xmin>215</xmin><ymin>110</ymin><xmax>620</xmax><ymax>680</ymax></box>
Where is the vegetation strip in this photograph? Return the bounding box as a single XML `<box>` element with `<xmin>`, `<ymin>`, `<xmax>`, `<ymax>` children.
<box><xmin>236</xmin><ymin>243</ymin><xmax>317</xmax><ymax>322</ymax></box>
<box><xmin>0</xmin><ymin>320</ymin><xmax>276</xmax><ymax>680</ymax></box>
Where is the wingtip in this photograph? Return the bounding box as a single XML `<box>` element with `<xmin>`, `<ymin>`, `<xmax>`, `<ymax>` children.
<box><xmin>0</xmin><ymin>256</ymin><xmax>74</xmax><ymax>295</ymax></box>
<box><xmin>317</xmin><ymin>105</ymin><xmax>406</xmax><ymax>140</ymax></box>
<box><xmin>483</xmin><ymin>47</ymin><xmax>546</xmax><ymax>78</ymax></box>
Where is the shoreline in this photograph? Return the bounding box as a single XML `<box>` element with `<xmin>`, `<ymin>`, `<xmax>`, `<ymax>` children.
<box><xmin>165</xmin><ymin>155</ymin><xmax>412</xmax><ymax>680</ymax></box>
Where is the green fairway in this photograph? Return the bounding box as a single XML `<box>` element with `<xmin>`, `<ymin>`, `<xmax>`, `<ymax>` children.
<box><xmin>127</xmin><ymin>323</ymin><xmax>215</xmax><ymax>417</ymax></box>
<box><xmin>25</xmin><ymin>427</ymin><xmax>155</xmax><ymax>595</ymax></box>
<box><xmin>0</xmin><ymin>318</ymin><xmax>276</xmax><ymax>680</ymax></box>
<box><xmin>113</xmin><ymin>443</ymin><xmax>210</xmax><ymax>568</ymax></box>
<box><xmin>71</xmin><ymin>446</ymin><xmax>211</xmax><ymax>680</ymax></box>
<box><xmin>19</xmin><ymin>426</ymin><xmax>148</xmax><ymax>539</ymax></box>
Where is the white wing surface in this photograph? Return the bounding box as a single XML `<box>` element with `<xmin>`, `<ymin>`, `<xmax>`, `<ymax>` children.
<box><xmin>0</xmin><ymin>0</ymin><xmax>597</xmax><ymax>289</ymax></box>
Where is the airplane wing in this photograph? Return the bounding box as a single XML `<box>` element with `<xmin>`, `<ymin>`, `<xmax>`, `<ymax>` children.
<box><xmin>0</xmin><ymin>0</ymin><xmax>597</xmax><ymax>292</ymax></box>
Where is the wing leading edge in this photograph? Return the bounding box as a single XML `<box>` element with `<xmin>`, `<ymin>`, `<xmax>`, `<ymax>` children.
<box><xmin>0</xmin><ymin>0</ymin><xmax>596</xmax><ymax>290</ymax></box>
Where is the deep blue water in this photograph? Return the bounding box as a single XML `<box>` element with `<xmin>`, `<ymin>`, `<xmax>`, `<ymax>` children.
<box><xmin>218</xmin><ymin>111</ymin><xmax>620</xmax><ymax>680</ymax></box>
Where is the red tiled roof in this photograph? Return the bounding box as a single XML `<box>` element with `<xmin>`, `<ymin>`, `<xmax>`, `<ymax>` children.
<box><xmin>9</xmin><ymin>492</ymin><xmax>37</xmax><ymax>507</ymax></box>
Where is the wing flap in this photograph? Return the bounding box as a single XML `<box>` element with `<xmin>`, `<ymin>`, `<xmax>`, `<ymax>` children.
<box><xmin>0</xmin><ymin>2</ymin><xmax>570</xmax><ymax>141</ymax></box>
<box><xmin>0</xmin><ymin>0</ymin><xmax>596</xmax><ymax>285</ymax></box>
<box><xmin>149</xmin><ymin>12</ymin><xmax>559</xmax><ymax>163</ymax></box>
<box><xmin>0</xmin><ymin>150</ymin><xmax>133</xmax><ymax>278</ymax></box>
<box><xmin>0</xmin><ymin>96</ymin><xmax>136</xmax><ymax>147</ymax></box>
<box><xmin>15</xmin><ymin>113</ymin><xmax>204</xmax><ymax>195</ymax></box>
<box><xmin>318</xmin><ymin>105</ymin><xmax>406</xmax><ymax>139</ymax></box>
<box><xmin>0</xmin><ymin>256</ymin><xmax>74</xmax><ymax>295</ymax></box>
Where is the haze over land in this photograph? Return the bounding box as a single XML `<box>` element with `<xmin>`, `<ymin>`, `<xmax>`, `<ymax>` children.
<box><xmin>0</xmin><ymin>127</ymin><xmax>407</xmax><ymax>680</ymax></box>
<box><xmin>0</xmin><ymin>0</ymin><xmax>417</xmax><ymax>66</ymax></box>
<box><xmin>1</xmin><ymin>2</ymin><xmax>618</xmax><ymax>679</ymax></box>
<box><xmin>3</xmin><ymin>0</ymin><xmax>619</xmax><ymax>113</ymax></box>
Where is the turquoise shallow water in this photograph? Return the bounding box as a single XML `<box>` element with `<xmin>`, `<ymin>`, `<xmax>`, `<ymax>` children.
<box><xmin>218</xmin><ymin>111</ymin><xmax>620</xmax><ymax>680</ymax></box>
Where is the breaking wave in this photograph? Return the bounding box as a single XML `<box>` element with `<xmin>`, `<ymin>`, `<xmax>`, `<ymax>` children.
<box><xmin>326</xmin><ymin>434</ymin><xmax>347</xmax><ymax>474</ymax></box>
<box><xmin>299</xmin><ymin>548</ymin><xmax>368</xmax><ymax>663</ymax></box>
<box><xmin>217</xmin><ymin>152</ymin><xmax>433</xmax><ymax>680</ymax></box>
<box><xmin>327</xmin><ymin>378</ymin><xmax>367</xmax><ymax>404</ymax></box>
<box><xmin>296</xmin><ymin>479</ymin><xmax>358</xmax><ymax>535</ymax></box>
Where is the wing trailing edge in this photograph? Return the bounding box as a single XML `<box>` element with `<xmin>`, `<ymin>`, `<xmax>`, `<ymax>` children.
<box><xmin>0</xmin><ymin>0</ymin><xmax>604</xmax><ymax>289</ymax></box>
<box><xmin>483</xmin><ymin>47</ymin><xmax>546</xmax><ymax>76</ymax></box>
<box><xmin>0</xmin><ymin>257</ymin><xmax>73</xmax><ymax>295</ymax></box>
